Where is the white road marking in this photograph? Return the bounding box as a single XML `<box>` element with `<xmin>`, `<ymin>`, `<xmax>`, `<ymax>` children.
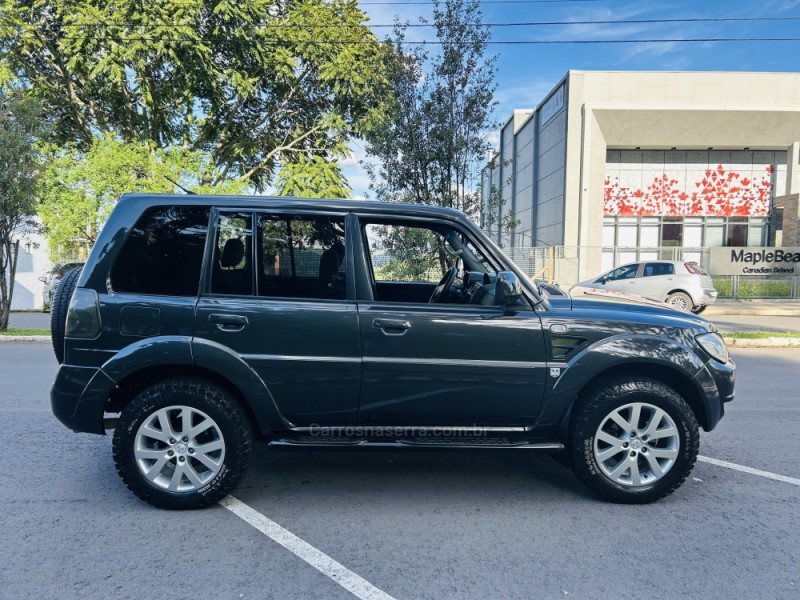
<box><xmin>220</xmin><ymin>495</ymin><xmax>397</xmax><ymax>600</ymax></box>
<box><xmin>698</xmin><ymin>456</ymin><xmax>800</xmax><ymax>486</ymax></box>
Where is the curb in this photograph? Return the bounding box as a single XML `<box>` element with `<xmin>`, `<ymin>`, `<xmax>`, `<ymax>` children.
<box><xmin>0</xmin><ymin>336</ymin><xmax>50</xmax><ymax>343</ymax></box>
<box><xmin>705</xmin><ymin>308</ymin><xmax>800</xmax><ymax>317</ymax></box>
<box><xmin>722</xmin><ymin>336</ymin><xmax>800</xmax><ymax>348</ymax></box>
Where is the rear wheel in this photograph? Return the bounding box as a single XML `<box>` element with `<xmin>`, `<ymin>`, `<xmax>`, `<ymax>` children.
<box><xmin>691</xmin><ymin>305</ymin><xmax>707</xmax><ymax>315</ymax></box>
<box><xmin>50</xmin><ymin>267</ymin><xmax>82</xmax><ymax>364</ymax></box>
<box><xmin>665</xmin><ymin>291</ymin><xmax>692</xmax><ymax>311</ymax></box>
<box><xmin>569</xmin><ymin>377</ymin><xmax>699</xmax><ymax>503</ymax></box>
<box><xmin>112</xmin><ymin>378</ymin><xmax>253</xmax><ymax>509</ymax></box>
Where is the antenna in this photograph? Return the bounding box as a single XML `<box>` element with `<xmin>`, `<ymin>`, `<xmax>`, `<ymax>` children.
<box><xmin>164</xmin><ymin>176</ymin><xmax>196</xmax><ymax>195</ymax></box>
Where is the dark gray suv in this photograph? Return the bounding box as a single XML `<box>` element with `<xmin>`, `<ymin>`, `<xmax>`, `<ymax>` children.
<box><xmin>50</xmin><ymin>194</ymin><xmax>735</xmax><ymax>509</ymax></box>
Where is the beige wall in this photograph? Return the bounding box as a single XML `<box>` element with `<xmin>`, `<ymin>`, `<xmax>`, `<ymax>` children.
<box><xmin>564</xmin><ymin>70</ymin><xmax>800</xmax><ymax>280</ymax></box>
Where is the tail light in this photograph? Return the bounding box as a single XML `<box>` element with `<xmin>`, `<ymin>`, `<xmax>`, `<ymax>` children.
<box><xmin>65</xmin><ymin>288</ymin><xmax>102</xmax><ymax>339</ymax></box>
<box><xmin>684</xmin><ymin>262</ymin><xmax>700</xmax><ymax>274</ymax></box>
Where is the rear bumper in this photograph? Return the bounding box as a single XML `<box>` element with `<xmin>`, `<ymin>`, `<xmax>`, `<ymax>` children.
<box><xmin>695</xmin><ymin>289</ymin><xmax>718</xmax><ymax>307</ymax></box>
<box><xmin>51</xmin><ymin>365</ymin><xmax>114</xmax><ymax>435</ymax></box>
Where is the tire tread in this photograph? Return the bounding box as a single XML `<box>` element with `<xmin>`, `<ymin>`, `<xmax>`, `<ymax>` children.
<box><xmin>569</xmin><ymin>376</ymin><xmax>699</xmax><ymax>504</ymax></box>
<box><xmin>112</xmin><ymin>377</ymin><xmax>253</xmax><ymax>510</ymax></box>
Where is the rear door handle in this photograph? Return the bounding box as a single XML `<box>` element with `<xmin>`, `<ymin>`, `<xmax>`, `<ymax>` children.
<box><xmin>209</xmin><ymin>313</ymin><xmax>248</xmax><ymax>332</ymax></box>
<box><xmin>373</xmin><ymin>318</ymin><xmax>411</xmax><ymax>335</ymax></box>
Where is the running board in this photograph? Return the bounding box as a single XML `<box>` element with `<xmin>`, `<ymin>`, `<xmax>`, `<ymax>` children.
<box><xmin>268</xmin><ymin>438</ymin><xmax>563</xmax><ymax>451</ymax></box>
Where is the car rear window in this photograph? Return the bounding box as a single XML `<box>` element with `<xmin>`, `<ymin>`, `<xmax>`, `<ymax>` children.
<box><xmin>111</xmin><ymin>206</ymin><xmax>210</xmax><ymax>296</ymax></box>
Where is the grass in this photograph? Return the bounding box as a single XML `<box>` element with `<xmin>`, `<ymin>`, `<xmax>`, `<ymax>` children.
<box><xmin>724</xmin><ymin>331</ymin><xmax>800</xmax><ymax>339</ymax></box>
<box><xmin>712</xmin><ymin>277</ymin><xmax>794</xmax><ymax>298</ymax></box>
<box><xmin>0</xmin><ymin>328</ymin><xmax>49</xmax><ymax>336</ymax></box>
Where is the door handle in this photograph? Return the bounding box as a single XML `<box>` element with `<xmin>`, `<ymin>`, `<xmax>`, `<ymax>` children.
<box><xmin>209</xmin><ymin>313</ymin><xmax>248</xmax><ymax>332</ymax></box>
<box><xmin>373</xmin><ymin>318</ymin><xmax>411</xmax><ymax>335</ymax></box>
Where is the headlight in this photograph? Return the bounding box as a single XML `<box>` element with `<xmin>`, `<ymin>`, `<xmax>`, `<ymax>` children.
<box><xmin>696</xmin><ymin>332</ymin><xmax>729</xmax><ymax>364</ymax></box>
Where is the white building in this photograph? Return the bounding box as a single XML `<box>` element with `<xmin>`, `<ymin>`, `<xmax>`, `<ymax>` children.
<box><xmin>8</xmin><ymin>227</ymin><xmax>50</xmax><ymax>310</ymax></box>
<box><xmin>482</xmin><ymin>70</ymin><xmax>800</xmax><ymax>284</ymax></box>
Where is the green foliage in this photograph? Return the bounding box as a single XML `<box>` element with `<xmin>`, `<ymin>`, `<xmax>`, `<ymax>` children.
<box><xmin>38</xmin><ymin>135</ymin><xmax>248</xmax><ymax>256</ymax></box>
<box><xmin>0</xmin><ymin>89</ymin><xmax>46</xmax><ymax>329</ymax></box>
<box><xmin>275</xmin><ymin>155</ymin><xmax>351</xmax><ymax>199</ymax></box>
<box><xmin>712</xmin><ymin>276</ymin><xmax>793</xmax><ymax>299</ymax></box>
<box><xmin>2</xmin><ymin>0</ymin><xmax>389</xmax><ymax>193</ymax></box>
<box><xmin>364</xmin><ymin>0</ymin><xmax>497</xmax><ymax>222</ymax></box>
<box><xmin>369</xmin><ymin>224</ymin><xmax>451</xmax><ymax>282</ymax></box>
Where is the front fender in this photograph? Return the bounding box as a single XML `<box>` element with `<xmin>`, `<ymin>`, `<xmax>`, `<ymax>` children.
<box><xmin>537</xmin><ymin>334</ymin><xmax>707</xmax><ymax>435</ymax></box>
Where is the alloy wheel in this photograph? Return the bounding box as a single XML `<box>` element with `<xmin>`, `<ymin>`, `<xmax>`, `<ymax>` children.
<box><xmin>133</xmin><ymin>405</ymin><xmax>226</xmax><ymax>492</ymax></box>
<box><xmin>593</xmin><ymin>402</ymin><xmax>680</xmax><ymax>487</ymax></box>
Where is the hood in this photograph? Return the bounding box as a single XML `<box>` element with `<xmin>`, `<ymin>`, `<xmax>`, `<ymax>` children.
<box><xmin>546</xmin><ymin>287</ymin><xmax>715</xmax><ymax>331</ymax></box>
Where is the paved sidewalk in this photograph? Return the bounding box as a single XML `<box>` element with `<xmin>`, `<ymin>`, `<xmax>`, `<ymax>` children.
<box><xmin>703</xmin><ymin>299</ymin><xmax>800</xmax><ymax>317</ymax></box>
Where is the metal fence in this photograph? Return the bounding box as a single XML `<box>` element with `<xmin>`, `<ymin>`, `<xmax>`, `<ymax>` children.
<box><xmin>504</xmin><ymin>245</ymin><xmax>799</xmax><ymax>300</ymax></box>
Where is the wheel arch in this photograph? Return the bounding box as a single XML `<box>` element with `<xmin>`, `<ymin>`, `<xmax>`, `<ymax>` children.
<box><xmin>566</xmin><ymin>363</ymin><xmax>709</xmax><ymax>433</ymax></box>
<box><xmin>106</xmin><ymin>364</ymin><xmax>268</xmax><ymax>440</ymax></box>
<box><xmin>97</xmin><ymin>336</ymin><xmax>289</xmax><ymax>438</ymax></box>
<box><xmin>539</xmin><ymin>335</ymin><xmax>713</xmax><ymax>440</ymax></box>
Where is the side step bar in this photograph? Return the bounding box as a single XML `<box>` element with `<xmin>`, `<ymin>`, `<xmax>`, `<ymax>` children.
<box><xmin>268</xmin><ymin>438</ymin><xmax>564</xmax><ymax>451</ymax></box>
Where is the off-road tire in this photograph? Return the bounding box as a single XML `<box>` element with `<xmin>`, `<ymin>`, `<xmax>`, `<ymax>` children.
<box><xmin>112</xmin><ymin>377</ymin><xmax>253</xmax><ymax>510</ymax></box>
<box><xmin>50</xmin><ymin>267</ymin><xmax>82</xmax><ymax>364</ymax></box>
<box><xmin>569</xmin><ymin>377</ymin><xmax>699</xmax><ymax>504</ymax></box>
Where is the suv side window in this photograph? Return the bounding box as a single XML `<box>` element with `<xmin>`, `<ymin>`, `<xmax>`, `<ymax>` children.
<box><xmin>643</xmin><ymin>263</ymin><xmax>674</xmax><ymax>277</ymax></box>
<box><xmin>363</xmin><ymin>221</ymin><xmax>496</xmax><ymax>305</ymax></box>
<box><xmin>211</xmin><ymin>212</ymin><xmax>254</xmax><ymax>296</ymax></box>
<box><xmin>258</xmin><ymin>214</ymin><xmax>346</xmax><ymax>300</ymax></box>
<box><xmin>111</xmin><ymin>205</ymin><xmax>210</xmax><ymax>296</ymax></box>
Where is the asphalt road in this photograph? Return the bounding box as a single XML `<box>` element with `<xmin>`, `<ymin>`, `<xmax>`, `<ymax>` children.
<box><xmin>1</xmin><ymin>344</ymin><xmax>798</xmax><ymax>600</ymax></box>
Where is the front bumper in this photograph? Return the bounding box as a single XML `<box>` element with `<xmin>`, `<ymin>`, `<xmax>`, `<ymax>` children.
<box><xmin>692</xmin><ymin>356</ymin><xmax>736</xmax><ymax>431</ymax></box>
<box><xmin>51</xmin><ymin>365</ymin><xmax>114</xmax><ymax>435</ymax></box>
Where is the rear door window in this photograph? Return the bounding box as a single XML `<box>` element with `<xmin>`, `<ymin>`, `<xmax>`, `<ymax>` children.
<box><xmin>257</xmin><ymin>214</ymin><xmax>347</xmax><ymax>300</ymax></box>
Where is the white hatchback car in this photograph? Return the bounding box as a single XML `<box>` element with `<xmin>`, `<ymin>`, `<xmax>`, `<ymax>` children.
<box><xmin>573</xmin><ymin>260</ymin><xmax>718</xmax><ymax>314</ymax></box>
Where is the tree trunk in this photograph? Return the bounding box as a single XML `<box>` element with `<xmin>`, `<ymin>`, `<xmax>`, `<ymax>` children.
<box><xmin>0</xmin><ymin>239</ymin><xmax>19</xmax><ymax>331</ymax></box>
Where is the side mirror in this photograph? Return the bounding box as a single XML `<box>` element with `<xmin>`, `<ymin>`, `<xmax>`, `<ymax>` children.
<box><xmin>494</xmin><ymin>271</ymin><xmax>523</xmax><ymax>306</ymax></box>
<box><xmin>38</xmin><ymin>276</ymin><xmax>48</xmax><ymax>283</ymax></box>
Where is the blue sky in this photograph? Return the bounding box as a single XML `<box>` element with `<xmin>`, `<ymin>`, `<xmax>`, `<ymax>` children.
<box><xmin>341</xmin><ymin>0</ymin><xmax>800</xmax><ymax>198</ymax></box>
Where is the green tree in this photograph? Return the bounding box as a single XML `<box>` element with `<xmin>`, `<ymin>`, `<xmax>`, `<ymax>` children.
<box><xmin>38</xmin><ymin>135</ymin><xmax>248</xmax><ymax>256</ymax></box>
<box><xmin>0</xmin><ymin>90</ymin><xmax>45</xmax><ymax>329</ymax></box>
<box><xmin>1</xmin><ymin>0</ymin><xmax>388</xmax><ymax>193</ymax></box>
<box><xmin>364</xmin><ymin>0</ymin><xmax>497</xmax><ymax>219</ymax></box>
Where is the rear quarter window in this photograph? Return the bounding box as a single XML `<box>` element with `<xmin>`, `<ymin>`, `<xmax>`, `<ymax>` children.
<box><xmin>111</xmin><ymin>206</ymin><xmax>210</xmax><ymax>296</ymax></box>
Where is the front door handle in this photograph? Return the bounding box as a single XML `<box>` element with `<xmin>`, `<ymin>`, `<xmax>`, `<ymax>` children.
<box><xmin>209</xmin><ymin>313</ymin><xmax>248</xmax><ymax>332</ymax></box>
<box><xmin>373</xmin><ymin>318</ymin><xmax>411</xmax><ymax>335</ymax></box>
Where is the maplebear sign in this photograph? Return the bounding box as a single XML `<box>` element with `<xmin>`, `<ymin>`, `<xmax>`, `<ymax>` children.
<box><xmin>709</xmin><ymin>247</ymin><xmax>800</xmax><ymax>275</ymax></box>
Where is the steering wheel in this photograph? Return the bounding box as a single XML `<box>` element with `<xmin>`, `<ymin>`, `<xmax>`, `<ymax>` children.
<box><xmin>428</xmin><ymin>266</ymin><xmax>458</xmax><ymax>303</ymax></box>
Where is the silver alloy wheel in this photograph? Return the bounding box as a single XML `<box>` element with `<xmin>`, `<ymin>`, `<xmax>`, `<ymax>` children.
<box><xmin>668</xmin><ymin>294</ymin><xmax>690</xmax><ymax>310</ymax></box>
<box><xmin>134</xmin><ymin>405</ymin><xmax>226</xmax><ymax>492</ymax></box>
<box><xmin>593</xmin><ymin>402</ymin><xmax>680</xmax><ymax>487</ymax></box>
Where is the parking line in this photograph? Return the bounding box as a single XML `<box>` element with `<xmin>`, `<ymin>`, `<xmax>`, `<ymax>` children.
<box><xmin>698</xmin><ymin>455</ymin><xmax>800</xmax><ymax>486</ymax></box>
<box><xmin>220</xmin><ymin>496</ymin><xmax>397</xmax><ymax>600</ymax></box>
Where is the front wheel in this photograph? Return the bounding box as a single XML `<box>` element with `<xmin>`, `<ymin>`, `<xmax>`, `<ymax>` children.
<box><xmin>569</xmin><ymin>377</ymin><xmax>699</xmax><ymax>503</ymax></box>
<box><xmin>112</xmin><ymin>378</ymin><xmax>253</xmax><ymax>509</ymax></box>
